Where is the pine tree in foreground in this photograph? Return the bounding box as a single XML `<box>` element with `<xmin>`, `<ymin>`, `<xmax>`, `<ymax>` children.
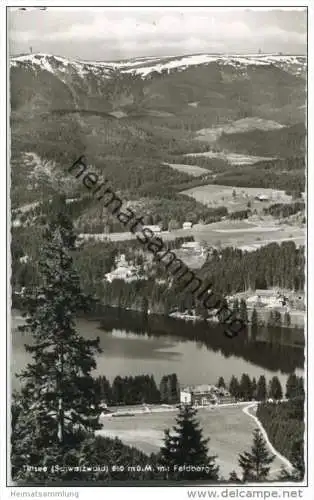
<box><xmin>11</xmin><ymin>213</ymin><xmax>102</xmax><ymax>482</ymax></box>
<box><xmin>238</xmin><ymin>428</ymin><xmax>275</xmax><ymax>482</ymax></box>
<box><xmin>160</xmin><ymin>405</ymin><xmax>219</xmax><ymax>481</ymax></box>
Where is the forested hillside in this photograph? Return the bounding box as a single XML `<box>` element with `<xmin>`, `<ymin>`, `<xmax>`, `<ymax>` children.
<box><xmin>217</xmin><ymin>123</ymin><xmax>305</xmax><ymax>158</ymax></box>
<box><xmin>201</xmin><ymin>242</ymin><xmax>305</xmax><ymax>294</ymax></box>
<box><xmin>257</xmin><ymin>398</ymin><xmax>304</xmax><ymax>474</ymax></box>
<box><xmin>11</xmin><ymin>53</ymin><xmax>306</xmax><ymax>220</ymax></box>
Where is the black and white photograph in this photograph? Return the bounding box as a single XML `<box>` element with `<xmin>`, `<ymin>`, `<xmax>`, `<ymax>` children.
<box><xmin>4</xmin><ymin>3</ymin><xmax>310</xmax><ymax>494</ymax></box>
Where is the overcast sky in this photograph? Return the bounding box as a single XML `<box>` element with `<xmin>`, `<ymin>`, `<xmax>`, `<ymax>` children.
<box><xmin>8</xmin><ymin>7</ymin><xmax>307</xmax><ymax>61</ymax></box>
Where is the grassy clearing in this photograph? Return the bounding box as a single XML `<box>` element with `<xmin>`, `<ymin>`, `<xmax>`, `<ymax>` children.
<box><xmin>98</xmin><ymin>405</ymin><xmax>289</xmax><ymax>479</ymax></box>
<box><xmin>180</xmin><ymin>184</ymin><xmax>292</xmax><ymax>213</ymax></box>
<box><xmin>164</xmin><ymin>162</ymin><xmax>211</xmax><ymax>177</ymax></box>
<box><xmin>104</xmin><ymin>220</ymin><xmax>304</xmax><ymax>249</ymax></box>
<box><xmin>193</xmin><ymin>220</ymin><xmax>304</xmax><ymax>248</ymax></box>
<box><xmin>98</xmin><ymin>219</ymin><xmax>304</xmax><ymax>250</ymax></box>
<box><xmin>185</xmin><ymin>151</ymin><xmax>276</xmax><ymax>166</ymax></box>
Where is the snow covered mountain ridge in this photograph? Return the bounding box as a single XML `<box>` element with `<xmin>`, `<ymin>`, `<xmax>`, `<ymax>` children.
<box><xmin>10</xmin><ymin>52</ymin><xmax>306</xmax><ymax>79</ymax></box>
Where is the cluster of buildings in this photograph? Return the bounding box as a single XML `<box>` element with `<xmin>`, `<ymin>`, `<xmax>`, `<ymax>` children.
<box><xmin>180</xmin><ymin>384</ymin><xmax>234</xmax><ymax>407</ymax></box>
<box><xmin>143</xmin><ymin>221</ymin><xmax>193</xmax><ymax>233</ymax></box>
<box><xmin>226</xmin><ymin>289</ymin><xmax>305</xmax><ymax>328</ymax></box>
<box><xmin>180</xmin><ymin>241</ymin><xmax>205</xmax><ymax>256</ymax></box>
<box><xmin>103</xmin><ymin>239</ymin><xmax>207</xmax><ymax>285</ymax></box>
<box><xmin>104</xmin><ymin>254</ymin><xmax>145</xmax><ymax>283</ymax></box>
<box><xmin>246</xmin><ymin>290</ymin><xmax>289</xmax><ymax>309</ymax></box>
<box><xmin>78</xmin><ymin>233</ymin><xmax>109</xmax><ymax>243</ymax></box>
<box><xmin>77</xmin><ymin>221</ymin><xmax>196</xmax><ymax>244</ymax></box>
<box><xmin>228</xmin><ymin>289</ymin><xmax>304</xmax><ymax>312</ymax></box>
<box><xmin>254</xmin><ymin>194</ymin><xmax>270</xmax><ymax>202</ymax></box>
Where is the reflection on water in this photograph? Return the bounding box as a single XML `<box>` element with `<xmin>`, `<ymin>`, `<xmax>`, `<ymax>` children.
<box><xmin>11</xmin><ymin>307</ymin><xmax>304</xmax><ymax>389</ymax></box>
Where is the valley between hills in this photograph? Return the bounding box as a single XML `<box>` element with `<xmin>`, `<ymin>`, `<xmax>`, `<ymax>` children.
<box><xmin>11</xmin><ymin>52</ymin><xmax>305</xmax><ymax>319</ymax></box>
<box><xmin>10</xmin><ymin>48</ymin><xmax>306</xmax><ymax>484</ymax></box>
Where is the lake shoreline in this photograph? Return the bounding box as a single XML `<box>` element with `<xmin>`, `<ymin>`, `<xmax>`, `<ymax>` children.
<box><xmin>12</xmin><ymin>304</ymin><xmax>304</xmax><ymax>385</ymax></box>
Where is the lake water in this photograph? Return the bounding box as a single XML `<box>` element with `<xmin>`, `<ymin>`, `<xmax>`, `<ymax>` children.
<box><xmin>11</xmin><ymin>308</ymin><xmax>304</xmax><ymax>390</ymax></box>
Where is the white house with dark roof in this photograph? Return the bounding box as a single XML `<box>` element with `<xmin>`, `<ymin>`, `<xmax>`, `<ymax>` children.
<box><xmin>255</xmin><ymin>194</ymin><xmax>270</xmax><ymax>201</ymax></box>
<box><xmin>180</xmin><ymin>384</ymin><xmax>232</xmax><ymax>407</ymax></box>
<box><xmin>104</xmin><ymin>254</ymin><xmax>144</xmax><ymax>283</ymax></box>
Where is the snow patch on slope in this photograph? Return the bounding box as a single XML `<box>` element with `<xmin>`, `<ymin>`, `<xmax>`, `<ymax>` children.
<box><xmin>10</xmin><ymin>52</ymin><xmax>306</xmax><ymax>79</ymax></box>
<box><xmin>123</xmin><ymin>53</ymin><xmax>306</xmax><ymax>77</ymax></box>
<box><xmin>10</xmin><ymin>53</ymin><xmax>115</xmax><ymax>79</ymax></box>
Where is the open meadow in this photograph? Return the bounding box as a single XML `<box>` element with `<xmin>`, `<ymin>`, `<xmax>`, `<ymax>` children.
<box><xmin>164</xmin><ymin>162</ymin><xmax>211</xmax><ymax>177</ymax></box>
<box><xmin>192</xmin><ymin>219</ymin><xmax>304</xmax><ymax>250</ymax></box>
<box><xmin>184</xmin><ymin>151</ymin><xmax>276</xmax><ymax>166</ymax></box>
<box><xmin>104</xmin><ymin>219</ymin><xmax>304</xmax><ymax>252</ymax></box>
<box><xmin>180</xmin><ymin>184</ymin><xmax>292</xmax><ymax>212</ymax></box>
<box><xmin>97</xmin><ymin>404</ymin><xmax>291</xmax><ymax>479</ymax></box>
